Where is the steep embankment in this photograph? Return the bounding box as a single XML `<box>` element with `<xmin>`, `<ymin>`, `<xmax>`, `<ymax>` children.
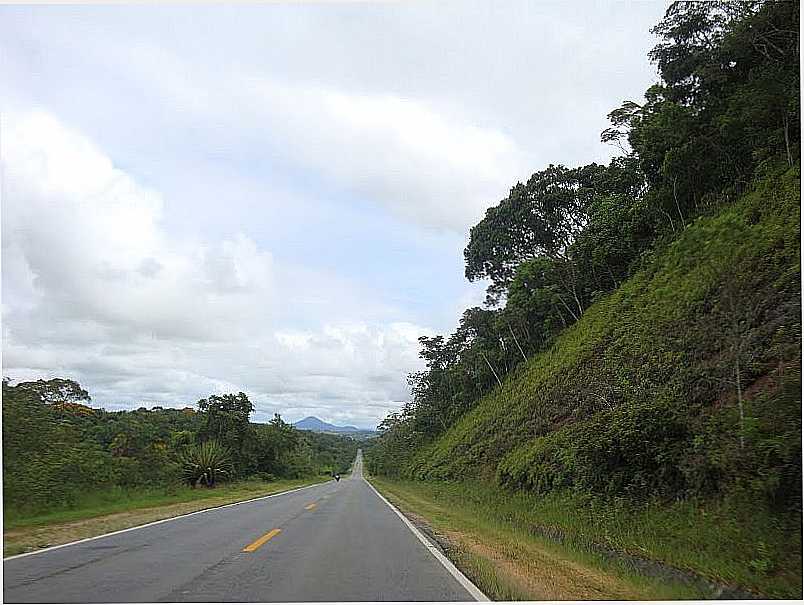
<box><xmin>409</xmin><ymin>168</ymin><xmax>800</xmax><ymax>506</ymax></box>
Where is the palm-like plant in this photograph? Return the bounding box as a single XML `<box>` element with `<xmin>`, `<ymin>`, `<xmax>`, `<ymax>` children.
<box><xmin>179</xmin><ymin>439</ymin><xmax>232</xmax><ymax>488</ymax></box>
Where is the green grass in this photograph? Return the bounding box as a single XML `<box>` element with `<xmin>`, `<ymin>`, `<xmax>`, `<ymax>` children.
<box><xmin>4</xmin><ymin>476</ymin><xmax>328</xmax><ymax>531</ymax></box>
<box><xmin>372</xmin><ymin>476</ymin><xmax>801</xmax><ymax>599</ymax></box>
<box><xmin>371</xmin><ymin>476</ymin><xmax>714</xmax><ymax>600</ymax></box>
<box><xmin>406</xmin><ymin>167</ymin><xmax>800</xmax><ymax>490</ymax></box>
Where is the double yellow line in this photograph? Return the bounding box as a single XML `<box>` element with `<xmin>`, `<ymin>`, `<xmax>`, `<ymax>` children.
<box><xmin>241</xmin><ymin>501</ymin><xmax>318</xmax><ymax>552</ymax></box>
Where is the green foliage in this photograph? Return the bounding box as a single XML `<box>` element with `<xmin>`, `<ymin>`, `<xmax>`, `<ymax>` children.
<box><xmin>303</xmin><ymin>431</ymin><xmax>359</xmax><ymax>476</ymax></box>
<box><xmin>2</xmin><ymin>380</ymin><xmax>115</xmax><ymax>513</ymax></box>
<box><xmin>13</xmin><ymin>378</ymin><xmax>91</xmax><ymax>405</ymax></box>
<box><xmin>2</xmin><ymin>380</ymin><xmax>359</xmax><ymax>518</ymax></box>
<box><xmin>398</xmin><ymin>168</ymin><xmax>800</xmax><ymax>507</ymax></box>
<box><xmin>197</xmin><ymin>392</ymin><xmax>254</xmax><ymax>474</ymax></box>
<box><xmin>497</xmin><ymin>399</ymin><xmax>690</xmax><ymax>498</ymax></box>
<box><xmin>464</xmin><ymin>163</ymin><xmax>609</xmax><ymax>304</ymax></box>
<box><xmin>371</xmin><ymin>2</ymin><xmax>800</xmax><ymax>480</ymax></box>
<box><xmin>370</xmin><ymin>172</ymin><xmax>800</xmax><ymax>520</ymax></box>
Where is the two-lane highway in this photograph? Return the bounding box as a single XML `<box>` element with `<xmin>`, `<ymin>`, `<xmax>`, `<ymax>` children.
<box><xmin>4</xmin><ymin>451</ymin><xmax>484</xmax><ymax>602</ymax></box>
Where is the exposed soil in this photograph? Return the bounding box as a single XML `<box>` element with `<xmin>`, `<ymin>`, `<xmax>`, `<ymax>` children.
<box><xmin>446</xmin><ymin>529</ymin><xmax>637</xmax><ymax>600</ymax></box>
<box><xmin>379</xmin><ymin>482</ymin><xmax>761</xmax><ymax>601</ymax></box>
<box><xmin>393</xmin><ymin>498</ymin><xmax>644</xmax><ymax>600</ymax></box>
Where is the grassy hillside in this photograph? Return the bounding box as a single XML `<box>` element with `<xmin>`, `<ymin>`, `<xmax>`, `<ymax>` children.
<box><xmin>408</xmin><ymin>166</ymin><xmax>800</xmax><ymax>506</ymax></box>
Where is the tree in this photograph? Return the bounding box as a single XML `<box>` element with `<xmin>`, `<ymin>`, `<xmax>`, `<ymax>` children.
<box><xmin>197</xmin><ymin>392</ymin><xmax>255</xmax><ymax>476</ymax></box>
<box><xmin>14</xmin><ymin>378</ymin><xmax>91</xmax><ymax>405</ymax></box>
<box><xmin>606</xmin><ymin>0</ymin><xmax>799</xmax><ymax>232</ymax></box>
<box><xmin>465</xmin><ymin>164</ymin><xmax>605</xmax><ymax>305</ymax></box>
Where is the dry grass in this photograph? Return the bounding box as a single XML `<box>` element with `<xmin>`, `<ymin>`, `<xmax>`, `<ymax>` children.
<box><xmin>371</xmin><ymin>477</ymin><xmax>702</xmax><ymax>600</ymax></box>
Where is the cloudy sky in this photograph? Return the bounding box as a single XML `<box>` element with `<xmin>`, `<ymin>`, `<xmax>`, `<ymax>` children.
<box><xmin>1</xmin><ymin>2</ymin><xmax>665</xmax><ymax>428</ymax></box>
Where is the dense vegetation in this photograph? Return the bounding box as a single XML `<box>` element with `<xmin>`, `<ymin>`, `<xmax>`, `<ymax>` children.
<box><xmin>367</xmin><ymin>1</ymin><xmax>800</xmax><ymax>594</ymax></box>
<box><xmin>2</xmin><ymin>378</ymin><xmax>357</xmax><ymax>518</ymax></box>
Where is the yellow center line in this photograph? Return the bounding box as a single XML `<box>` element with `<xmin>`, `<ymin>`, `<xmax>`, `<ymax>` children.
<box><xmin>242</xmin><ymin>528</ymin><xmax>281</xmax><ymax>552</ymax></box>
<box><xmin>304</xmin><ymin>503</ymin><xmax>317</xmax><ymax>510</ymax></box>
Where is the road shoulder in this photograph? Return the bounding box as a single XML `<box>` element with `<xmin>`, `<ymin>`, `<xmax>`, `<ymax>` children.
<box><xmin>4</xmin><ymin>478</ymin><xmax>325</xmax><ymax>558</ymax></box>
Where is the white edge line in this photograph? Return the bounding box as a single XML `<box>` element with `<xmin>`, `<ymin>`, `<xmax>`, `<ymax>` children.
<box><xmin>363</xmin><ymin>477</ymin><xmax>490</xmax><ymax>602</ymax></box>
<box><xmin>3</xmin><ymin>480</ymin><xmax>327</xmax><ymax>562</ymax></box>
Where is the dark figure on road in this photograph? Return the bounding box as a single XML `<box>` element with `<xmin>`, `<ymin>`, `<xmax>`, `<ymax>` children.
<box><xmin>335</xmin><ymin>473</ymin><xmax>340</xmax><ymax>482</ymax></box>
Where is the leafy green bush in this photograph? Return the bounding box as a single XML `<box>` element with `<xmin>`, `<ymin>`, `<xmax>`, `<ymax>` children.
<box><xmin>497</xmin><ymin>400</ymin><xmax>690</xmax><ymax>498</ymax></box>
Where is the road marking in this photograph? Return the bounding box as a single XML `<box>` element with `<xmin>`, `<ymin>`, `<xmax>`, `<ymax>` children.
<box><xmin>242</xmin><ymin>528</ymin><xmax>281</xmax><ymax>552</ymax></box>
<box><xmin>3</xmin><ymin>481</ymin><xmax>327</xmax><ymax>562</ymax></box>
<box><xmin>364</xmin><ymin>476</ymin><xmax>490</xmax><ymax>602</ymax></box>
<box><xmin>304</xmin><ymin>503</ymin><xmax>317</xmax><ymax>510</ymax></box>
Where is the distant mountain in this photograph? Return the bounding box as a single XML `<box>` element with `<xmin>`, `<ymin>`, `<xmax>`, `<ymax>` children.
<box><xmin>293</xmin><ymin>416</ymin><xmax>373</xmax><ymax>434</ymax></box>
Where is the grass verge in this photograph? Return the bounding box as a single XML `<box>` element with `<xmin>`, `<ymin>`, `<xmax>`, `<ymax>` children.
<box><xmin>3</xmin><ymin>476</ymin><xmax>327</xmax><ymax>557</ymax></box>
<box><xmin>369</xmin><ymin>476</ymin><xmax>802</xmax><ymax>600</ymax></box>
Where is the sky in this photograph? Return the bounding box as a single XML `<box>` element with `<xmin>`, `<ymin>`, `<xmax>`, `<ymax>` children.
<box><xmin>1</xmin><ymin>1</ymin><xmax>666</xmax><ymax>429</ymax></box>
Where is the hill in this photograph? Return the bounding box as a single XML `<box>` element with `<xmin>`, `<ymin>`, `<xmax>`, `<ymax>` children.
<box><xmin>294</xmin><ymin>416</ymin><xmax>372</xmax><ymax>435</ymax></box>
<box><xmin>411</xmin><ymin>168</ymin><xmax>800</xmax><ymax>495</ymax></box>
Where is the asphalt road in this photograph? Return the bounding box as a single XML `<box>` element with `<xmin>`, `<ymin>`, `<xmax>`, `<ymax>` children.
<box><xmin>3</xmin><ymin>451</ymin><xmax>483</xmax><ymax>603</ymax></box>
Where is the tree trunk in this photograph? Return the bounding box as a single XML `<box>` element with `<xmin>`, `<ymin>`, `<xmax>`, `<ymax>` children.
<box><xmin>498</xmin><ymin>335</ymin><xmax>510</xmax><ymax>373</ymax></box>
<box><xmin>481</xmin><ymin>351</ymin><xmax>503</xmax><ymax>388</ymax></box>
<box><xmin>659</xmin><ymin>207</ymin><xmax>676</xmax><ymax>233</ymax></box>
<box><xmin>784</xmin><ymin>113</ymin><xmax>793</xmax><ymax>167</ymax></box>
<box><xmin>508</xmin><ymin>322</ymin><xmax>528</xmax><ymax>362</ymax></box>
<box><xmin>736</xmin><ymin>358</ymin><xmax>745</xmax><ymax>451</ymax></box>
<box><xmin>555</xmin><ymin>294</ymin><xmax>580</xmax><ymax>322</ymax></box>
<box><xmin>673</xmin><ymin>177</ymin><xmax>685</xmax><ymax>225</ymax></box>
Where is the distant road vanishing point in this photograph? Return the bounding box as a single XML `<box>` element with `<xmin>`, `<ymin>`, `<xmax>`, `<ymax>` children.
<box><xmin>3</xmin><ymin>450</ymin><xmax>485</xmax><ymax>603</ymax></box>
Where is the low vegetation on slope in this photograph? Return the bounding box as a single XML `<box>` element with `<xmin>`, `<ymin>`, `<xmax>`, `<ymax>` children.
<box><xmin>412</xmin><ymin>168</ymin><xmax>800</xmax><ymax>507</ymax></box>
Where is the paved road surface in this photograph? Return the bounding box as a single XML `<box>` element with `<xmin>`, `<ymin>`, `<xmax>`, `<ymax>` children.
<box><xmin>4</xmin><ymin>451</ymin><xmax>482</xmax><ymax>602</ymax></box>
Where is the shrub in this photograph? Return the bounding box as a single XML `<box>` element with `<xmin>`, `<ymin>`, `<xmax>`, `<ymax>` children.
<box><xmin>178</xmin><ymin>440</ymin><xmax>232</xmax><ymax>488</ymax></box>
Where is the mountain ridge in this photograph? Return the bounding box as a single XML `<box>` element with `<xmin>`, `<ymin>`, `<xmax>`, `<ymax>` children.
<box><xmin>293</xmin><ymin>416</ymin><xmax>372</xmax><ymax>433</ymax></box>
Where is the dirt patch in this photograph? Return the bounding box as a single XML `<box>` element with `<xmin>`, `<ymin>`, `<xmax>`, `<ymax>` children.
<box><xmin>714</xmin><ymin>361</ymin><xmax>798</xmax><ymax>408</ymax></box>
<box><xmin>449</xmin><ymin>530</ymin><xmax>638</xmax><ymax>600</ymax></box>
<box><xmin>397</xmin><ymin>503</ymin><xmax>638</xmax><ymax>600</ymax></box>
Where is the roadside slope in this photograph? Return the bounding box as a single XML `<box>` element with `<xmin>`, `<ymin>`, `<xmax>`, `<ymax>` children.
<box><xmin>393</xmin><ymin>167</ymin><xmax>801</xmax><ymax>598</ymax></box>
<box><xmin>411</xmin><ymin>168</ymin><xmax>800</xmax><ymax>497</ymax></box>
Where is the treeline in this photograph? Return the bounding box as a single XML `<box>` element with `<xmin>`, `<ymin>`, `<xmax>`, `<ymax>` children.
<box><xmin>2</xmin><ymin>378</ymin><xmax>357</xmax><ymax>515</ymax></box>
<box><xmin>370</xmin><ymin>1</ymin><xmax>799</xmax><ymax>475</ymax></box>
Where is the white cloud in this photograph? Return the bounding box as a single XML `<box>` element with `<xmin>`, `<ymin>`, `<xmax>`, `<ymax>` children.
<box><xmin>1</xmin><ymin>110</ymin><xmax>427</xmax><ymax>427</ymax></box>
<box><xmin>2</xmin><ymin>110</ymin><xmax>274</xmax><ymax>342</ymax></box>
<box><xmin>247</xmin><ymin>79</ymin><xmax>526</xmax><ymax>230</ymax></box>
<box><xmin>0</xmin><ymin>2</ymin><xmax>667</xmax><ymax>427</ymax></box>
<box><xmin>20</xmin><ymin>35</ymin><xmax>526</xmax><ymax>233</ymax></box>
